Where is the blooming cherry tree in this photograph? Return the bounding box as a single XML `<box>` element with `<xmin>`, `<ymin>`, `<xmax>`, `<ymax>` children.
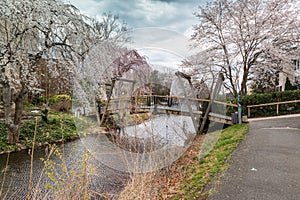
<box><xmin>0</xmin><ymin>0</ymin><xmax>101</xmax><ymax>144</ymax></box>
<box><xmin>192</xmin><ymin>0</ymin><xmax>300</xmax><ymax>97</ymax></box>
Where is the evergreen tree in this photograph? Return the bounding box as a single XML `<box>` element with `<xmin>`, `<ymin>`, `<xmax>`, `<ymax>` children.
<box><xmin>285</xmin><ymin>77</ymin><xmax>297</xmax><ymax>91</ymax></box>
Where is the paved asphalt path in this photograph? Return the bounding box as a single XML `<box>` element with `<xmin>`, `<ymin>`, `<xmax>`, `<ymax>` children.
<box><xmin>207</xmin><ymin>114</ymin><xmax>300</xmax><ymax>200</ymax></box>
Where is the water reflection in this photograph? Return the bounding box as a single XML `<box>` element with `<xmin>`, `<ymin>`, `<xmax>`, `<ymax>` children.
<box><xmin>0</xmin><ymin>114</ymin><xmax>196</xmax><ymax>199</ymax></box>
<box><xmin>124</xmin><ymin>114</ymin><xmax>195</xmax><ymax>147</ymax></box>
<box><xmin>0</xmin><ymin>138</ymin><xmax>128</xmax><ymax>199</ymax></box>
<box><xmin>85</xmin><ymin>114</ymin><xmax>196</xmax><ymax>173</ymax></box>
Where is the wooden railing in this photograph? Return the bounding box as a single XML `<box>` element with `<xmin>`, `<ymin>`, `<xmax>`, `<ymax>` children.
<box><xmin>108</xmin><ymin>95</ymin><xmax>237</xmax><ymax>108</ymax></box>
<box><xmin>0</xmin><ymin>107</ymin><xmax>42</xmax><ymax>120</ymax></box>
<box><xmin>247</xmin><ymin>99</ymin><xmax>300</xmax><ymax>117</ymax></box>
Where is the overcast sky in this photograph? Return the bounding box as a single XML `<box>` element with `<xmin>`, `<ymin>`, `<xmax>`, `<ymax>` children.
<box><xmin>67</xmin><ymin>0</ymin><xmax>208</xmax><ymax>36</ymax></box>
<box><xmin>67</xmin><ymin>0</ymin><xmax>209</xmax><ymax>69</ymax></box>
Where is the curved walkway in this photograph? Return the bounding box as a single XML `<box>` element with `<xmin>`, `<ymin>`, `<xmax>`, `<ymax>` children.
<box><xmin>208</xmin><ymin>114</ymin><xmax>300</xmax><ymax>200</ymax></box>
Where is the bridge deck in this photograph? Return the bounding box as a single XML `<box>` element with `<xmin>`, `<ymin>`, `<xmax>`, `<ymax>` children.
<box><xmin>130</xmin><ymin>105</ymin><xmax>233</xmax><ymax>125</ymax></box>
<box><xmin>99</xmin><ymin>96</ymin><xmax>236</xmax><ymax>125</ymax></box>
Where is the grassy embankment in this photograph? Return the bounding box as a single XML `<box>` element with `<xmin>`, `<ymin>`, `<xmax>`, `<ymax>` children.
<box><xmin>119</xmin><ymin>123</ymin><xmax>248</xmax><ymax>199</ymax></box>
<box><xmin>0</xmin><ymin>109</ymin><xmax>149</xmax><ymax>153</ymax></box>
<box><xmin>0</xmin><ymin>112</ymin><xmax>92</xmax><ymax>152</ymax></box>
<box><xmin>174</xmin><ymin>123</ymin><xmax>248</xmax><ymax>199</ymax></box>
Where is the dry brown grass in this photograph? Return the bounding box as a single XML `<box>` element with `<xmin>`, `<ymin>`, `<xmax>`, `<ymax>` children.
<box><xmin>118</xmin><ymin>134</ymin><xmax>204</xmax><ymax>200</ymax></box>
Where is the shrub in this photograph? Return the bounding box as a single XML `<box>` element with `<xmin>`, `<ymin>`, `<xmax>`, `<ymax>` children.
<box><xmin>41</xmin><ymin>108</ymin><xmax>49</xmax><ymax>123</ymax></box>
<box><xmin>51</xmin><ymin>94</ymin><xmax>72</xmax><ymax>112</ymax></box>
<box><xmin>285</xmin><ymin>77</ymin><xmax>297</xmax><ymax>91</ymax></box>
<box><xmin>52</xmin><ymin>94</ymin><xmax>72</xmax><ymax>102</ymax></box>
<box><xmin>241</xmin><ymin>90</ymin><xmax>300</xmax><ymax>117</ymax></box>
<box><xmin>38</xmin><ymin>95</ymin><xmax>47</xmax><ymax>104</ymax></box>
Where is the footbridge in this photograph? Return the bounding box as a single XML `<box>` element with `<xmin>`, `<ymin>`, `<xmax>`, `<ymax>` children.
<box><xmin>93</xmin><ymin>72</ymin><xmax>239</xmax><ymax>133</ymax></box>
<box><xmin>101</xmin><ymin>95</ymin><xmax>238</xmax><ymax>126</ymax></box>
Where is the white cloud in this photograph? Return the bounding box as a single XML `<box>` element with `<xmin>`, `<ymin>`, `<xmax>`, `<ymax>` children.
<box><xmin>67</xmin><ymin>0</ymin><xmax>208</xmax><ymax>34</ymax></box>
<box><xmin>66</xmin><ymin>0</ymin><xmax>205</xmax><ymax>70</ymax></box>
<box><xmin>121</xmin><ymin>28</ymin><xmax>199</xmax><ymax>69</ymax></box>
<box><xmin>124</xmin><ymin>28</ymin><xmax>195</xmax><ymax>57</ymax></box>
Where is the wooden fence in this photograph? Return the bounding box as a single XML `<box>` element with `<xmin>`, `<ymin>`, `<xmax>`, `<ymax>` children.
<box><xmin>0</xmin><ymin>107</ymin><xmax>42</xmax><ymax>120</ymax></box>
<box><xmin>247</xmin><ymin>99</ymin><xmax>300</xmax><ymax>118</ymax></box>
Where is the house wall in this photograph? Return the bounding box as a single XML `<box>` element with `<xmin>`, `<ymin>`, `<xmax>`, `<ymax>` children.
<box><xmin>294</xmin><ymin>60</ymin><xmax>300</xmax><ymax>86</ymax></box>
<box><xmin>276</xmin><ymin>59</ymin><xmax>300</xmax><ymax>91</ymax></box>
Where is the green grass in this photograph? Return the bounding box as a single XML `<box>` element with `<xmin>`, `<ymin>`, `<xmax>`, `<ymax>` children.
<box><xmin>173</xmin><ymin>124</ymin><xmax>248</xmax><ymax>200</ymax></box>
<box><xmin>0</xmin><ymin>114</ymin><xmax>90</xmax><ymax>151</ymax></box>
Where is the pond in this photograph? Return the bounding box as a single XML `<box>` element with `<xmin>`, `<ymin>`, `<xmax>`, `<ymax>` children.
<box><xmin>0</xmin><ymin>114</ymin><xmax>197</xmax><ymax>199</ymax></box>
<box><xmin>0</xmin><ymin>137</ymin><xmax>128</xmax><ymax>200</ymax></box>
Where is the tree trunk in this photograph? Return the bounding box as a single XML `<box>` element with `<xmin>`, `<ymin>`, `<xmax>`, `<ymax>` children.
<box><xmin>3</xmin><ymin>85</ymin><xmax>26</xmax><ymax>144</ymax></box>
<box><xmin>240</xmin><ymin>75</ymin><xmax>248</xmax><ymax>96</ymax></box>
<box><xmin>3</xmin><ymin>86</ymin><xmax>11</xmax><ymax>125</ymax></box>
<box><xmin>7</xmin><ymin>124</ymin><xmax>20</xmax><ymax>145</ymax></box>
<box><xmin>3</xmin><ymin>85</ymin><xmax>16</xmax><ymax>144</ymax></box>
<box><xmin>11</xmin><ymin>90</ymin><xmax>26</xmax><ymax>143</ymax></box>
<box><xmin>232</xmin><ymin>87</ymin><xmax>238</xmax><ymax>99</ymax></box>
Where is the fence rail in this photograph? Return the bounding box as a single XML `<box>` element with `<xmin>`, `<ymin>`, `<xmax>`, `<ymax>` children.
<box><xmin>247</xmin><ymin>99</ymin><xmax>300</xmax><ymax>117</ymax></box>
<box><xmin>108</xmin><ymin>95</ymin><xmax>237</xmax><ymax>108</ymax></box>
<box><xmin>100</xmin><ymin>95</ymin><xmax>238</xmax><ymax>125</ymax></box>
<box><xmin>0</xmin><ymin>107</ymin><xmax>42</xmax><ymax>120</ymax></box>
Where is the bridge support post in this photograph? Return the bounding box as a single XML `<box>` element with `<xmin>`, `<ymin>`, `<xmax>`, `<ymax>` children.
<box><xmin>174</xmin><ymin>71</ymin><xmax>201</xmax><ymax>132</ymax></box>
<box><xmin>167</xmin><ymin>97</ymin><xmax>172</xmax><ymax>107</ymax></box>
<box><xmin>198</xmin><ymin>73</ymin><xmax>224</xmax><ymax>134</ymax></box>
<box><xmin>199</xmin><ymin>101</ymin><xmax>210</xmax><ymax>133</ymax></box>
<box><xmin>153</xmin><ymin>96</ymin><xmax>158</xmax><ymax>114</ymax></box>
<box><xmin>100</xmin><ymin>78</ymin><xmax>117</xmax><ymax>126</ymax></box>
<box><xmin>146</xmin><ymin>96</ymin><xmax>151</xmax><ymax>106</ymax></box>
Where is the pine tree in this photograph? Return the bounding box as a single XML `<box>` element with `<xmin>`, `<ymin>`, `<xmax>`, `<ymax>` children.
<box><xmin>285</xmin><ymin>77</ymin><xmax>297</xmax><ymax>91</ymax></box>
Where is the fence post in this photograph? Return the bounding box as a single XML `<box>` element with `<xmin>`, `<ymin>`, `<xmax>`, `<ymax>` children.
<box><xmin>238</xmin><ymin>103</ymin><xmax>242</xmax><ymax>124</ymax></box>
<box><xmin>248</xmin><ymin>107</ymin><xmax>250</xmax><ymax>118</ymax></box>
<box><xmin>276</xmin><ymin>104</ymin><xmax>279</xmax><ymax>115</ymax></box>
<box><xmin>237</xmin><ymin>94</ymin><xmax>242</xmax><ymax>124</ymax></box>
